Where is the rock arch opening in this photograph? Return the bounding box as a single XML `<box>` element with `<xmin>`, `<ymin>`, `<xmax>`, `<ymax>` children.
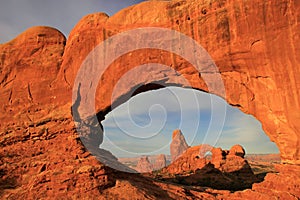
<box><xmin>100</xmin><ymin>86</ymin><xmax>280</xmax><ymax>176</ymax></box>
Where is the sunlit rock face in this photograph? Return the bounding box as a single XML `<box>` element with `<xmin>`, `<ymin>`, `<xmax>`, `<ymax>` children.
<box><xmin>229</xmin><ymin>144</ymin><xmax>245</xmax><ymax>158</ymax></box>
<box><xmin>59</xmin><ymin>0</ymin><xmax>299</xmax><ymax>165</ymax></box>
<box><xmin>0</xmin><ymin>0</ymin><xmax>299</xmax><ymax>198</ymax></box>
<box><xmin>165</xmin><ymin>144</ymin><xmax>251</xmax><ymax>174</ymax></box>
<box><xmin>164</xmin><ymin>144</ymin><xmax>258</xmax><ymax>191</ymax></box>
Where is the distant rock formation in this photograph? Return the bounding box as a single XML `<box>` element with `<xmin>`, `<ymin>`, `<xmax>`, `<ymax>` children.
<box><xmin>165</xmin><ymin>144</ymin><xmax>252</xmax><ymax>175</ymax></box>
<box><xmin>166</xmin><ymin>145</ymin><xmax>211</xmax><ymax>174</ymax></box>
<box><xmin>246</xmin><ymin>154</ymin><xmax>281</xmax><ymax>163</ymax></box>
<box><xmin>153</xmin><ymin>154</ymin><xmax>167</xmax><ymax>170</ymax></box>
<box><xmin>229</xmin><ymin>144</ymin><xmax>245</xmax><ymax>158</ymax></box>
<box><xmin>170</xmin><ymin>129</ymin><xmax>189</xmax><ymax>162</ymax></box>
<box><xmin>213</xmin><ymin>145</ymin><xmax>251</xmax><ymax>173</ymax></box>
<box><xmin>136</xmin><ymin>156</ymin><xmax>153</xmax><ymax>173</ymax></box>
<box><xmin>164</xmin><ymin>144</ymin><xmax>267</xmax><ymax>191</ymax></box>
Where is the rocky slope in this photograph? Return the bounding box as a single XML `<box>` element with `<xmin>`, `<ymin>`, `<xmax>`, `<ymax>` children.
<box><xmin>0</xmin><ymin>0</ymin><xmax>299</xmax><ymax>199</ymax></box>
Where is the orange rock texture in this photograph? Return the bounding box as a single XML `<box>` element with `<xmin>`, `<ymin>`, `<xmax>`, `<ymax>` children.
<box><xmin>164</xmin><ymin>144</ymin><xmax>251</xmax><ymax>174</ymax></box>
<box><xmin>58</xmin><ymin>0</ymin><xmax>299</xmax><ymax>165</ymax></box>
<box><xmin>0</xmin><ymin>0</ymin><xmax>299</xmax><ymax>199</ymax></box>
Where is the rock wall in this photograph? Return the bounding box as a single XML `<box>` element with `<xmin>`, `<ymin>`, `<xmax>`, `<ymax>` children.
<box><xmin>56</xmin><ymin>0</ymin><xmax>299</xmax><ymax>164</ymax></box>
<box><xmin>0</xmin><ymin>0</ymin><xmax>299</xmax><ymax>198</ymax></box>
<box><xmin>0</xmin><ymin>27</ymin><xmax>117</xmax><ymax>199</ymax></box>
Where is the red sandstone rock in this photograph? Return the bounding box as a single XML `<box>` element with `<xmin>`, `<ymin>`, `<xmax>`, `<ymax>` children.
<box><xmin>229</xmin><ymin>144</ymin><xmax>246</xmax><ymax>158</ymax></box>
<box><xmin>165</xmin><ymin>144</ymin><xmax>252</xmax><ymax>175</ymax></box>
<box><xmin>251</xmin><ymin>164</ymin><xmax>300</xmax><ymax>198</ymax></box>
<box><xmin>164</xmin><ymin>144</ymin><xmax>259</xmax><ymax>191</ymax></box>
<box><xmin>0</xmin><ymin>0</ymin><xmax>299</xmax><ymax>199</ymax></box>
<box><xmin>165</xmin><ymin>145</ymin><xmax>211</xmax><ymax>174</ymax></box>
<box><xmin>170</xmin><ymin>129</ymin><xmax>189</xmax><ymax>162</ymax></box>
<box><xmin>211</xmin><ymin>147</ymin><xmax>226</xmax><ymax>168</ymax></box>
<box><xmin>57</xmin><ymin>0</ymin><xmax>300</xmax><ymax>165</ymax></box>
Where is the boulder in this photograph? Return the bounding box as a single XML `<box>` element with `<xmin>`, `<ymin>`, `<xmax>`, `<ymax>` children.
<box><xmin>229</xmin><ymin>144</ymin><xmax>246</xmax><ymax>158</ymax></box>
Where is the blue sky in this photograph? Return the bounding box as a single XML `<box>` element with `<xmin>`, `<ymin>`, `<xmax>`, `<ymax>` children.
<box><xmin>0</xmin><ymin>0</ymin><xmax>145</xmax><ymax>43</ymax></box>
<box><xmin>102</xmin><ymin>87</ymin><xmax>279</xmax><ymax>158</ymax></box>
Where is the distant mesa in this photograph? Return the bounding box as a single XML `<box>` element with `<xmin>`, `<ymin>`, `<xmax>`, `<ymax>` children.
<box><xmin>153</xmin><ymin>154</ymin><xmax>167</xmax><ymax>170</ymax></box>
<box><xmin>136</xmin><ymin>156</ymin><xmax>153</xmax><ymax>173</ymax></box>
<box><xmin>135</xmin><ymin>154</ymin><xmax>168</xmax><ymax>173</ymax></box>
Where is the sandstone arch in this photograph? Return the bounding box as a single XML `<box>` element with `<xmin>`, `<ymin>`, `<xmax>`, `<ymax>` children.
<box><xmin>61</xmin><ymin>0</ymin><xmax>299</xmax><ymax>164</ymax></box>
<box><xmin>0</xmin><ymin>0</ymin><xmax>298</xmax><ymax>165</ymax></box>
<box><xmin>0</xmin><ymin>0</ymin><xmax>299</xmax><ymax>198</ymax></box>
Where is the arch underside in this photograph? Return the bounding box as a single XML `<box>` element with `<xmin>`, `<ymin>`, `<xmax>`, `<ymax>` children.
<box><xmin>63</xmin><ymin>0</ymin><xmax>300</xmax><ymax>165</ymax></box>
<box><xmin>73</xmin><ymin>49</ymin><xmax>299</xmax><ymax>165</ymax></box>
